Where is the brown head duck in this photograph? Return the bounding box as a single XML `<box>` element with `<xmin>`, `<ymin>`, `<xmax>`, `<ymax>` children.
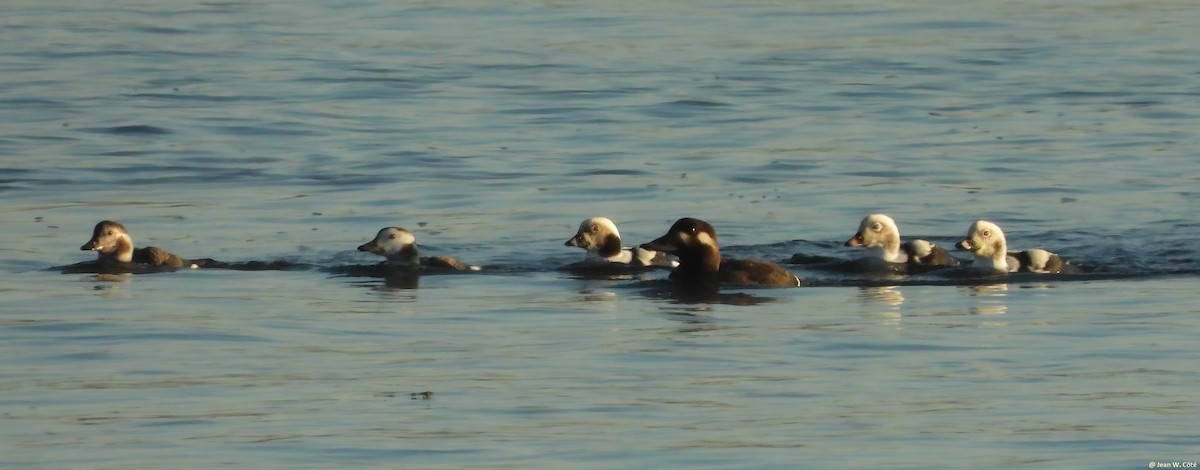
<box><xmin>80</xmin><ymin>220</ymin><xmax>196</xmax><ymax>268</ymax></box>
<box><xmin>641</xmin><ymin>217</ymin><xmax>800</xmax><ymax>289</ymax></box>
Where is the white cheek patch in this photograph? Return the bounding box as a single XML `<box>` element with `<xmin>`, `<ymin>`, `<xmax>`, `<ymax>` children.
<box><xmin>695</xmin><ymin>231</ymin><xmax>716</xmax><ymax>248</ymax></box>
<box><xmin>569</xmin><ymin>230</ymin><xmax>591</xmax><ymax>249</ymax></box>
<box><xmin>972</xmin><ymin>237</ymin><xmax>990</xmax><ymax>253</ymax></box>
<box><xmin>970</xmin><ymin>236</ymin><xmax>991</xmax><ymax>255</ymax></box>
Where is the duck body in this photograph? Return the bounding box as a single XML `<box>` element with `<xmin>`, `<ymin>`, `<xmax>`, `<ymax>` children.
<box><xmin>955</xmin><ymin>220</ymin><xmax>1078</xmax><ymax>273</ymax></box>
<box><xmin>844</xmin><ymin>214</ymin><xmax>959</xmax><ymax>270</ymax></box>
<box><xmin>641</xmin><ymin>218</ymin><xmax>800</xmax><ymax>290</ymax></box>
<box><xmin>356</xmin><ymin>227</ymin><xmax>477</xmax><ymax>272</ymax></box>
<box><xmin>564</xmin><ymin>217</ymin><xmax>677</xmax><ymax>270</ymax></box>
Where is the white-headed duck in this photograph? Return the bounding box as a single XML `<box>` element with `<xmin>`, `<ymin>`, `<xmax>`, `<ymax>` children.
<box><xmin>565</xmin><ymin>217</ymin><xmax>677</xmax><ymax>268</ymax></box>
<box><xmin>845</xmin><ymin>214</ymin><xmax>959</xmax><ymax>268</ymax></box>
<box><xmin>956</xmin><ymin>220</ymin><xmax>1078</xmax><ymax>273</ymax></box>
<box><xmin>357</xmin><ymin>227</ymin><xmax>478</xmax><ymax>271</ymax></box>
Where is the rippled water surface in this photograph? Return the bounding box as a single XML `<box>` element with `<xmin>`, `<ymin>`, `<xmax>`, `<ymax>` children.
<box><xmin>2</xmin><ymin>1</ymin><xmax>1198</xmax><ymax>468</ymax></box>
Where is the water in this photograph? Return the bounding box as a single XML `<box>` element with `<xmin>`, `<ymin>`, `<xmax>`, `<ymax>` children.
<box><xmin>2</xmin><ymin>1</ymin><xmax>1198</xmax><ymax>468</ymax></box>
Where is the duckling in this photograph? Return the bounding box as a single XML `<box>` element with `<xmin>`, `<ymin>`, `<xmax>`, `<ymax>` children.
<box><xmin>845</xmin><ymin>214</ymin><xmax>958</xmax><ymax>268</ymax></box>
<box><xmin>955</xmin><ymin>220</ymin><xmax>1078</xmax><ymax>273</ymax></box>
<box><xmin>564</xmin><ymin>217</ymin><xmax>677</xmax><ymax>268</ymax></box>
<box><xmin>79</xmin><ymin>220</ymin><xmax>197</xmax><ymax>268</ymax></box>
<box><xmin>641</xmin><ymin>218</ymin><xmax>800</xmax><ymax>290</ymax></box>
<box><xmin>357</xmin><ymin>227</ymin><xmax>477</xmax><ymax>271</ymax></box>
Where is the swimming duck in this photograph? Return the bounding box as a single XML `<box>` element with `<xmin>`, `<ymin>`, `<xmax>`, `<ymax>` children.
<box><xmin>955</xmin><ymin>220</ymin><xmax>1078</xmax><ymax>273</ymax></box>
<box><xmin>79</xmin><ymin>220</ymin><xmax>197</xmax><ymax>268</ymax></box>
<box><xmin>845</xmin><ymin>214</ymin><xmax>959</xmax><ymax>268</ymax></box>
<box><xmin>357</xmin><ymin>227</ymin><xmax>477</xmax><ymax>271</ymax></box>
<box><xmin>564</xmin><ymin>217</ymin><xmax>677</xmax><ymax>268</ymax></box>
<box><xmin>641</xmin><ymin>217</ymin><xmax>801</xmax><ymax>289</ymax></box>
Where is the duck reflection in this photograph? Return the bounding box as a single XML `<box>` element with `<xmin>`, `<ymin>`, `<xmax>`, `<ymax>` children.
<box><xmin>381</xmin><ymin>271</ymin><xmax>420</xmax><ymax>289</ymax></box>
<box><xmin>860</xmin><ymin>285</ymin><xmax>905</xmax><ymax>307</ymax></box>
<box><xmin>637</xmin><ymin>281</ymin><xmax>781</xmax><ymax>306</ymax></box>
<box><xmin>964</xmin><ymin>283</ymin><xmax>1008</xmax><ymax>315</ymax></box>
<box><xmin>858</xmin><ymin>285</ymin><xmax>905</xmax><ymax>325</ymax></box>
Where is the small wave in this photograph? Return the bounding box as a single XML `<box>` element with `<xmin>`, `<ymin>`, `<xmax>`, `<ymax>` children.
<box><xmin>86</xmin><ymin>125</ymin><xmax>173</xmax><ymax>135</ymax></box>
<box><xmin>663</xmin><ymin>99</ymin><xmax>730</xmax><ymax>107</ymax></box>
<box><xmin>568</xmin><ymin>168</ymin><xmax>651</xmax><ymax>177</ymax></box>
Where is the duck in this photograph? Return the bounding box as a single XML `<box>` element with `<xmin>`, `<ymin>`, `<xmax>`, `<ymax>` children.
<box><xmin>79</xmin><ymin>220</ymin><xmax>198</xmax><ymax>269</ymax></box>
<box><xmin>844</xmin><ymin>214</ymin><xmax>959</xmax><ymax>268</ymax></box>
<box><xmin>641</xmin><ymin>217</ymin><xmax>801</xmax><ymax>290</ymax></box>
<box><xmin>564</xmin><ymin>217</ymin><xmax>677</xmax><ymax>268</ymax></box>
<box><xmin>357</xmin><ymin>227</ymin><xmax>478</xmax><ymax>271</ymax></box>
<box><xmin>955</xmin><ymin>220</ymin><xmax>1078</xmax><ymax>273</ymax></box>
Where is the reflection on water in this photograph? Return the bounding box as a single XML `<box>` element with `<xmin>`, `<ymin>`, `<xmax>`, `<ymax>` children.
<box><xmin>575</xmin><ymin>290</ymin><xmax>619</xmax><ymax>303</ymax></box>
<box><xmin>860</xmin><ymin>286</ymin><xmax>905</xmax><ymax>307</ymax></box>
<box><xmin>380</xmin><ymin>272</ymin><xmax>420</xmax><ymax>290</ymax></box>
<box><xmin>90</xmin><ymin>273</ymin><xmax>132</xmax><ymax>284</ymax></box>
<box><xmin>964</xmin><ymin>283</ymin><xmax>1008</xmax><ymax>316</ymax></box>
<box><xmin>668</xmin><ymin>289</ymin><xmax>783</xmax><ymax>306</ymax></box>
<box><xmin>858</xmin><ymin>285</ymin><xmax>905</xmax><ymax>325</ymax></box>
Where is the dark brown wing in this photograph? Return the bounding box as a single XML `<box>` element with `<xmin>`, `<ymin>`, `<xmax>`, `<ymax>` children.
<box><xmin>134</xmin><ymin>246</ymin><xmax>190</xmax><ymax>267</ymax></box>
<box><xmin>720</xmin><ymin>258</ymin><xmax>800</xmax><ymax>286</ymax></box>
<box><xmin>421</xmin><ymin>256</ymin><xmax>468</xmax><ymax>271</ymax></box>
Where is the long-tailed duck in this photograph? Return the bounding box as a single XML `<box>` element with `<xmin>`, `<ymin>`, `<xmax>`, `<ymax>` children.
<box><xmin>641</xmin><ymin>217</ymin><xmax>801</xmax><ymax>290</ymax></box>
<box><xmin>564</xmin><ymin>217</ymin><xmax>677</xmax><ymax>268</ymax></box>
<box><xmin>955</xmin><ymin>220</ymin><xmax>1078</xmax><ymax>273</ymax></box>
<box><xmin>79</xmin><ymin>220</ymin><xmax>198</xmax><ymax>269</ymax></box>
<box><xmin>357</xmin><ymin>227</ymin><xmax>478</xmax><ymax>271</ymax></box>
<box><xmin>845</xmin><ymin>214</ymin><xmax>959</xmax><ymax>268</ymax></box>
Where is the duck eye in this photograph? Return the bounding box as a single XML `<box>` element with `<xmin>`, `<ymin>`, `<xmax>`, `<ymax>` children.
<box><xmin>871</xmin><ymin>223</ymin><xmax>882</xmax><ymax>231</ymax></box>
<box><xmin>590</xmin><ymin>225</ymin><xmax>599</xmax><ymax>233</ymax></box>
<box><xmin>981</xmin><ymin>230</ymin><xmax>990</xmax><ymax>238</ymax></box>
<box><xmin>388</xmin><ymin>234</ymin><xmax>396</xmax><ymax>240</ymax></box>
<box><xmin>106</xmin><ymin>230</ymin><xmax>113</xmax><ymax>236</ymax></box>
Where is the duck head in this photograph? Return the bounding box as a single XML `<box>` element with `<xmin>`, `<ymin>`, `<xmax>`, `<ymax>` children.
<box><xmin>641</xmin><ymin>217</ymin><xmax>720</xmax><ymax>273</ymax></box>
<box><xmin>845</xmin><ymin>213</ymin><xmax>903</xmax><ymax>262</ymax></box>
<box><xmin>565</xmin><ymin>217</ymin><xmax>623</xmax><ymax>258</ymax></box>
<box><xmin>358</xmin><ymin>227</ymin><xmax>420</xmax><ymax>266</ymax></box>
<box><xmin>956</xmin><ymin>220</ymin><xmax>1008</xmax><ymax>271</ymax></box>
<box><xmin>81</xmin><ymin>220</ymin><xmax>135</xmax><ymax>263</ymax></box>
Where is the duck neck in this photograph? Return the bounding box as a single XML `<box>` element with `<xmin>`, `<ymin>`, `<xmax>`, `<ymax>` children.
<box><xmin>98</xmin><ymin>235</ymin><xmax>135</xmax><ymax>263</ymax></box>
<box><xmin>676</xmin><ymin>244</ymin><xmax>721</xmax><ymax>277</ymax></box>
<box><xmin>974</xmin><ymin>239</ymin><xmax>1008</xmax><ymax>271</ymax></box>
<box><xmin>385</xmin><ymin>244</ymin><xmax>420</xmax><ymax>266</ymax></box>
<box><xmin>870</xmin><ymin>239</ymin><xmax>904</xmax><ymax>263</ymax></box>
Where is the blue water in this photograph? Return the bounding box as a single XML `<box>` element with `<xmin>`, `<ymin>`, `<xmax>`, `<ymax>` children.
<box><xmin>2</xmin><ymin>1</ymin><xmax>1198</xmax><ymax>468</ymax></box>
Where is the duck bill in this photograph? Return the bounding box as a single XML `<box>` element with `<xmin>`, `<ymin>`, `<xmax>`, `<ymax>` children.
<box><xmin>844</xmin><ymin>234</ymin><xmax>864</xmax><ymax>247</ymax></box>
<box><xmin>564</xmin><ymin>235</ymin><xmax>582</xmax><ymax>248</ymax></box>
<box><xmin>81</xmin><ymin>240</ymin><xmax>100</xmax><ymax>251</ymax></box>
<box><xmin>955</xmin><ymin>239</ymin><xmax>973</xmax><ymax>251</ymax></box>
<box><xmin>357</xmin><ymin>241</ymin><xmax>383</xmax><ymax>254</ymax></box>
<box><xmin>640</xmin><ymin>234</ymin><xmax>679</xmax><ymax>254</ymax></box>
